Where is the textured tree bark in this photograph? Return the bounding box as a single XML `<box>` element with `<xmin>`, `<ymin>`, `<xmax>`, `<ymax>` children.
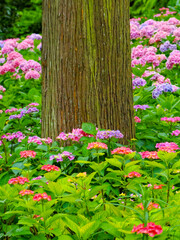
<box><xmin>42</xmin><ymin>0</ymin><xmax>135</xmax><ymax>144</ymax></box>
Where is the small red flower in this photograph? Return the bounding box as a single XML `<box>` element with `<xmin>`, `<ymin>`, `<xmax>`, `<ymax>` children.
<box><xmin>33</xmin><ymin>215</ymin><xmax>44</xmax><ymax>221</ymax></box>
<box><xmin>19</xmin><ymin>189</ymin><xmax>34</xmax><ymax>196</ymax></box>
<box><xmin>20</xmin><ymin>150</ymin><xmax>36</xmax><ymax>158</ymax></box>
<box><xmin>137</xmin><ymin>202</ymin><xmax>160</xmax><ymax>211</ymax></box>
<box><xmin>126</xmin><ymin>171</ymin><xmax>141</xmax><ymax>178</ymax></box>
<box><xmin>111</xmin><ymin>147</ymin><xmax>134</xmax><ymax>155</ymax></box>
<box><xmin>87</xmin><ymin>142</ymin><xmax>108</xmax><ymax>150</ymax></box>
<box><xmin>41</xmin><ymin>164</ymin><xmax>60</xmax><ymax>172</ymax></box>
<box><xmin>33</xmin><ymin>193</ymin><xmax>52</xmax><ymax>201</ymax></box>
<box><xmin>139</xmin><ymin>151</ymin><xmax>159</xmax><ymax>159</ymax></box>
<box><xmin>8</xmin><ymin>176</ymin><xmax>29</xmax><ymax>185</ymax></box>
<box><xmin>132</xmin><ymin>222</ymin><xmax>163</xmax><ymax>237</ymax></box>
<box><xmin>154</xmin><ymin>184</ymin><xmax>164</xmax><ymax>189</ymax></box>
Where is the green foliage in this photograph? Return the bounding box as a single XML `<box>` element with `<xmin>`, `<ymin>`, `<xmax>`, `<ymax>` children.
<box><xmin>130</xmin><ymin>0</ymin><xmax>177</xmax><ymax>18</ymax></box>
<box><xmin>0</xmin><ymin>0</ymin><xmax>42</xmax><ymax>39</ymax></box>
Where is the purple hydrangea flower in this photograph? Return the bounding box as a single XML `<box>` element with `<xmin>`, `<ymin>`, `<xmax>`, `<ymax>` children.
<box><xmin>96</xmin><ymin>130</ymin><xmax>124</xmax><ymax>139</ymax></box>
<box><xmin>50</xmin><ymin>151</ymin><xmax>75</xmax><ymax>162</ymax></box>
<box><xmin>29</xmin><ymin>34</ymin><xmax>42</xmax><ymax>40</ymax></box>
<box><xmin>32</xmin><ymin>176</ymin><xmax>42</xmax><ymax>180</ymax></box>
<box><xmin>134</xmin><ymin>105</ymin><xmax>150</xmax><ymax>111</ymax></box>
<box><xmin>152</xmin><ymin>83</ymin><xmax>173</xmax><ymax>98</ymax></box>
<box><xmin>132</xmin><ymin>78</ymin><xmax>147</xmax><ymax>88</ymax></box>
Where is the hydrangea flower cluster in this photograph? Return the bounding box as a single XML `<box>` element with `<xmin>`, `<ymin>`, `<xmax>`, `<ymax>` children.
<box><xmin>19</xmin><ymin>189</ymin><xmax>34</xmax><ymax>196</ymax></box>
<box><xmin>161</xmin><ymin>117</ymin><xmax>180</xmax><ymax>123</ymax></box>
<box><xmin>32</xmin><ymin>176</ymin><xmax>42</xmax><ymax>181</ymax></box>
<box><xmin>132</xmin><ymin>77</ymin><xmax>146</xmax><ymax>88</ymax></box>
<box><xmin>156</xmin><ymin>142</ymin><xmax>179</xmax><ymax>152</ymax></box>
<box><xmin>50</xmin><ymin>151</ymin><xmax>75</xmax><ymax>162</ymax></box>
<box><xmin>134</xmin><ymin>116</ymin><xmax>141</xmax><ymax>123</ymax></box>
<box><xmin>33</xmin><ymin>193</ymin><xmax>51</xmax><ymax>201</ymax></box>
<box><xmin>140</xmin><ymin>151</ymin><xmax>159</xmax><ymax>159</ymax></box>
<box><xmin>96</xmin><ymin>130</ymin><xmax>124</xmax><ymax>139</ymax></box>
<box><xmin>160</xmin><ymin>41</ymin><xmax>177</xmax><ymax>52</ymax></box>
<box><xmin>5</xmin><ymin>107</ymin><xmax>20</xmax><ymax>113</ymax></box>
<box><xmin>8</xmin><ymin>176</ymin><xmax>29</xmax><ymax>185</ymax></box>
<box><xmin>132</xmin><ymin>222</ymin><xmax>163</xmax><ymax>237</ymax></box>
<box><xmin>152</xmin><ymin>83</ymin><xmax>174</xmax><ymax>99</ymax></box>
<box><xmin>125</xmin><ymin>172</ymin><xmax>141</xmax><ymax>178</ymax></box>
<box><xmin>57</xmin><ymin>128</ymin><xmax>93</xmax><ymax>142</ymax></box>
<box><xmin>87</xmin><ymin>142</ymin><xmax>108</xmax><ymax>150</ymax></box>
<box><xmin>41</xmin><ymin>164</ymin><xmax>60</xmax><ymax>172</ymax></box>
<box><xmin>9</xmin><ymin>107</ymin><xmax>39</xmax><ymax>120</ymax></box>
<box><xmin>20</xmin><ymin>150</ymin><xmax>36</xmax><ymax>158</ymax></box>
<box><xmin>28</xmin><ymin>136</ymin><xmax>52</xmax><ymax>145</ymax></box>
<box><xmin>134</xmin><ymin>105</ymin><xmax>150</xmax><ymax>111</ymax></box>
<box><xmin>1</xmin><ymin>131</ymin><xmax>25</xmax><ymax>142</ymax></box>
<box><xmin>0</xmin><ymin>37</ymin><xmax>41</xmax><ymax>79</ymax></box>
<box><xmin>172</xmin><ymin>129</ymin><xmax>180</xmax><ymax>136</ymax></box>
<box><xmin>150</xmin><ymin>73</ymin><xmax>171</xmax><ymax>85</ymax></box>
<box><xmin>166</xmin><ymin>50</ymin><xmax>180</xmax><ymax>69</ymax></box>
<box><xmin>111</xmin><ymin>147</ymin><xmax>134</xmax><ymax>155</ymax></box>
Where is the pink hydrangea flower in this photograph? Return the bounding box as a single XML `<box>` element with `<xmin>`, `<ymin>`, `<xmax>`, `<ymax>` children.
<box><xmin>19</xmin><ymin>189</ymin><xmax>34</xmax><ymax>196</ymax></box>
<box><xmin>25</xmin><ymin>70</ymin><xmax>40</xmax><ymax>79</ymax></box>
<box><xmin>134</xmin><ymin>116</ymin><xmax>141</xmax><ymax>123</ymax></box>
<box><xmin>125</xmin><ymin>172</ymin><xmax>141</xmax><ymax>178</ymax></box>
<box><xmin>132</xmin><ymin>222</ymin><xmax>163</xmax><ymax>237</ymax></box>
<box><xmin>50</xmin><ymin>151</ymin><xmax>75</xmax><ymax>162</ymax></box>
<box><xmin>33</xmin><ymin>193</ymin><xmax>51</xmax><ymax>201</ymax></box>
<box><xmin>172</xmin><ymin>130</ymin><xmax>180</xmax><ymax>136</ymax></box>
<box><xmin>156</xmin><ymin>142</ymin><xmax>179</xmax><ymax>152</ymax></box>
<box><xmin>87</xmin><ymin>142</ymin><xmax>108</xmax><ymax>150</ymax></box>
<box><xmin>161</xmin><ymin>117</ymin><xmax>180</xmax><ymax>123</ymax></box>
<box><xmin>140</xmin><ymin>151</ymin><xmax>159</xmax><ymax>159</ymax></box>
<box><xmin>20</xmin><ymin>150</ymin><xmax>36</xmax><ymax>158</ymax></box>
<box><xmin>8</xmin><ymin>176</ymin><xmax>29</xmax><ymax>185</ymax></box>
<box><xmin>111</xmin><ymin>147</ymin><xmax>134</xmax><ymax>155</ymax></box>
<box><xmin>41</xmin><ymin>164</ymin><xmax>60</xmax><ymax>172</ymax></box>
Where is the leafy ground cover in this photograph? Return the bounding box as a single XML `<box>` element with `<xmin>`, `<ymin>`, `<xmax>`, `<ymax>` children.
<box><xmin>0</xmin><ymin>7</ymin><xmax>180</xmax><ymax>240</ymax></box>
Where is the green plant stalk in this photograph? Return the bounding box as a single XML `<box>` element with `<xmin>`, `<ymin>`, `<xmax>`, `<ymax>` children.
<box><xmin>167</xmin><ymin>167</ymin><xmax>170</xmax><ymax>204</ymax></box>
<box><xmin>143</xmin><ymin>233</ymin><xmax>149</xmax><ymax>240</ymax></box>
<box><xmin>107</xmin><ymin>139</ymin><xmax>111</xmax><ymax>157</ymax></box>
<box><xmin>101</xmin><ymin>189</ymin><xmax>105</xmax><ymax>210</ymax></box>
<box><xmin>2</xmin><ymin>140</ymin><xmax>8</xmax><ymax>165</ymax></box>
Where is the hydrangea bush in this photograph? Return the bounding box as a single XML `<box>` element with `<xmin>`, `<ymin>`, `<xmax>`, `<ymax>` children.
<box><xmin>0</xmin><ymin>7</ymin><xmax>180</xmax><ymax>240</ymax></box>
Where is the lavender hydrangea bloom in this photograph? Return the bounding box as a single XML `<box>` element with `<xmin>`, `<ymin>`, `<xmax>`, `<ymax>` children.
<box><xmin>29</xmin><ymin>34</ymin><xmax>42</xmax><ymax>40</ymax></box>
<box><xmin>0</xmin><ymin>41</ymin><xmax>4</xmax><ymax>49</ymax></box>
<box><xmin>152</xmin><ymin>83</ymin><xmax>173</xmax><ymax>98</ymax></box>
<box><xmin>169</xmin><ymin>44</ymin><xmax>177</xmax><ymax>51</ymax></box>
<box><xmin>96</xmin><ymin>130</ymin><xmax>124</xmax><ymax>139</ymax></box>
<box><xmin>160</xmin><ymin>44</ymin><xmax>169</xmax><ymax>52</ymax></box>
<box><xmin>132</xmin><ymin>78</ymin><xmax>146</xmax><ymax>88</ymax></box>
<box><xmin>134</xmin><ymin>105</ymin><xmax>150</xmax><ymax>111</ymax></box>
<box><xmin>0</xmin><ymin>58</ymin><xmax>5</xmax><ymax>64</ymax></box>
<box><xmin>50</xmin><ymin>151</ymin><xmax>75</xmax><ymax>162</ymax></box>
<box><xmin>9</xmin><ymin>111</ymin><xmax>25</xmax><ymax>120</ymax></box>
<box><xmin>32</xmin><ymin>176</ymin><xmax>42</xmax><ymax>180</ymax></box>
<box><xmin>160</xmin><ymin>41</ymin><xmax>177</xmax><ymax>52</ymax></box>
<box><xmin>26</xmin><ymin>107</ymin><xmax>39</xmax><ymax>114</ymax></box>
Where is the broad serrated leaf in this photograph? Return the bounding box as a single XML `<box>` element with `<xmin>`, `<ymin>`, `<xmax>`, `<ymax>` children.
<box><xmin>106</xmin><ymin>158</ymin><xmax>122</xmax><ymax>169</ymax></box>
<box><xmin>145</xmin><ymin>161</ymin><xmax>166</xmax><ymax>169</ymax></box>
<box><xmin>80</xmin><ymin>221</ymin><xmax>100</xmax><ymax>240</ymax></box>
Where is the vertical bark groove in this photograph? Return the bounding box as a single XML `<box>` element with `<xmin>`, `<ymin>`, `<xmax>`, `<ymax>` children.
<box><xmin>42</xmin><ymin>0</ymin><xmax>135</xmax><ymax>144</ymax></box>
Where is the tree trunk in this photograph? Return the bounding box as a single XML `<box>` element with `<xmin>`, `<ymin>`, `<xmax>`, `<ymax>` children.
<box><xmin>42</xmin><ymin>0</ymin><xmax>135</xmax><ymax>144</ymax></box>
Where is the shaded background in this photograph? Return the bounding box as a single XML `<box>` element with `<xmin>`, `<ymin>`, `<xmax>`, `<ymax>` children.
<box><xmin>0</xmin><ymin>0</ymin><xmax>178</xmax><ymax>40</ymax></box>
